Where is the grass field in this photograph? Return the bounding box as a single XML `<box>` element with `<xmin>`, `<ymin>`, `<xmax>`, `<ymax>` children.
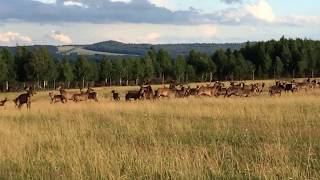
<box><xmin>0</xmin><ymin>82</ymin><xmax>320</xmax><ymax>179</ymax></box>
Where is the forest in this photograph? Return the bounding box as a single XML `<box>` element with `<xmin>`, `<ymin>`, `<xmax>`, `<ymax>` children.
<box><xmin>0</xmin><ymin>37</ymin><xmax>320</xmax><ymax>90</ymax></box>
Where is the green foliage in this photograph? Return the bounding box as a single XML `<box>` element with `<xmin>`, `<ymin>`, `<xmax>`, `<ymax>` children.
<box><xmin>1</xmin><ymin>37</ymin><xmax>320</xmax><ymax>86</ymax></box>
<box><xmin>0</xmin><ymin>49</ymin><xmax>15</xmax><ymax>82</ymax></box>
<box><xmin>99</xmin><ymin>58</ymin><xmax>112</xmax><ymax>81</ymax></box>
<box><xmin>233</xmin><ymin>52</ymin><xmax>253</xmax><ymax>80</ymax></box>
<box><xmin>111</xmin><ymin>59</ymin><xmax>124</xmax><ymax>84</ymax></box>
<box><xmin>57</xmin><ymin>57</ymin><xmax>74</xmax><ymax>82</ymax></box>
<box><xmin>74</xmin><ymin>56</ymin><xmax>91</xmax><ymax>81</ymax></box>
<box><xmin>0</xmin><ymin>54</ymin><xmax>8</xmax><ymax>83</ymax></box>
<box><xmin>157</xmin><ymin>49</ymin><xmax>173</xmax><ymax>77</ymax></box>
<box><xmin>212</xmin><ymin>49</ymin><xmax>229</xmax><ymax>80</ymax></box>
<box><xmin>187</xmin><ymin>50</ymin><xmax>214</xmax><ymax>80</ymax></box>
<box><xmin>274</xmin><ymin>56</ymin><xmax>283</xmax><ymax>77</ymax></box>
<box><xmin>186</xmin><ymin>65</ymin><xmax>196</xmax><ymax>82</ymax></box>
<box><xmin>25</xmin><ymin>47</ymin><xmax>56</xmax><ymax>81</ymax></box>
<box><xmin>15</xmin><ymin>46</ymin><xmax>31</xmax><ymax>82</ymax></box>
<box><xmin>175</xmin><ymin>55</ymin><xmax>186</xmax><ymax>82</ymax></box>
<box><xmin>132</xmin><ymin>60</ymin><xmax>144</xmax><ymax>80</ymax></box>
<box><xmin>142</xmin><ymin>55</ymin><xmax>155</xmax><ymax>80</ymax></box>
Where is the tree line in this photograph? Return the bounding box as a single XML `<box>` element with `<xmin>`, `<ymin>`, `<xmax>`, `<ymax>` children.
<box><xmin>0</xmin><ymin>37</ymin><xmax>320</xmax><ymax>91</ymax></box>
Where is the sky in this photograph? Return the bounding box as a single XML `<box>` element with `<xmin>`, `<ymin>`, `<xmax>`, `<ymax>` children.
<box><xmin>0</xmin><ymin>0</ymin><xmax>319</xmax><ymax>46</ymax></box>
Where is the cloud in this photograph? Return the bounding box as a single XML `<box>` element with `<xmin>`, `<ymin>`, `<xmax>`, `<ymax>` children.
<box><xmin>63</xmin><ymin>1</ymin><xmax>88</xmax><ymax>8</ymax></box>
<box><xmin>0</xmin><ymin>31</ymin><xmax>32</xmax><ymax>45</ymax></box>
<box><xmin>149</xmin><ymin>0</ymin><xmax>176</xmax><ymax>10</ymax></box>
<box><xmin>0</xmin><ymin>0</ymin><xmax>202</xmax><ymax>24</ymax></box>
<box><xmin>220</xmin><ymin>0</ymin><xmax>242</xmax><ymax>4</ymax></box>
<box><xmin>245</xmin><ymin>0</ymin><xmax>275</xmax><ymax>22</ymax></box>
<box><xmin>142</xmin><ymin>32</ymin><xmax>161</xmax><ymax>43</ymax></box>
<box><xmin>0</xmin><ymin>0</ymin><xmax>318</xmax><ymax>28</ymax></box>
<box><xmin>48</xmin><ymin>30</ymin><xmax>72</xmax><ymax>44</ymax></box>
<box><xmin>277</xmin><ymin>15</ymin><xmax>320</xmax><ymax>26</ymax></box>
<box><xmin>199</xmin><ymin>25</ymin><xmax>217</xmax><ymax>37</ymax></box>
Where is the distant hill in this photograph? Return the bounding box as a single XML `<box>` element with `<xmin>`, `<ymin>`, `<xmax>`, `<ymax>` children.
<box><xmin>0</xmin><ymin>40</ymin><xmax>244</xmax><ymax>58</ymax></box>
<box><xmin>84</xmin><ymin>40</ymin><xmax>243</xmax><ymax>57</ymax></box>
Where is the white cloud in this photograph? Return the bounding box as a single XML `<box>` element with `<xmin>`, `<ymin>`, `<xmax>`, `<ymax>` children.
<box><xmin>32</xmin><ymin>0</ymin><xmax>56</xmax><ymax>4</ymax></box>
<box><xmin>199</xmin><ymin>25</ymin><xmax>217</xmax><ymax>37</ymax></box>
<box><xmin>278</xmin><ymin>15</ymin><xmax>320</xmax><ymax>26</ymax></box>
<box><xmin>245</xmin><ymin>0</ymin><xmax>275</xmax><ymax>23</ymax></box>
<box><xmin>0</xmin><ymin>31</ymin><xmax>32</xmax><ymax>45</ymax></box>
<box><xmin>49</xmin><ymin>30</ymin><xmax>72</xmax><ymax>44</ymax></box>
<box><xmin>149</xmin><ymin>0</ymin><xmax>177</xmax><ymax>10</ymax></box>
<box><xmin>63</xmin><ymin>1</ymin><xmax>88</xmax><ymax>8</ymax></box>
<box><xmin>110</xmin><ymin>0</ymin><xmax>131</xmax><ymax>3</ymax></box>
<box><xmin>141</xmin><ymin>32</ymin><xmax>161</xmax><ymax>43</ymax></box>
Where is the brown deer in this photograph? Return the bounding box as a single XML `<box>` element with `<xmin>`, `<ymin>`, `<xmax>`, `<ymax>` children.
<box><xmin>86</xmin><ymin>88</ymin><xmax>98</xmax><ymax>102</ymax></box>
<box><xmin>175</xmin><ymin>86</ymin><xmax>189</xmax><ymax>98</ymax></box>
<box><xmin>71</xmin><ymin>88</ymin><xmax>98</xmax><ymax>103</ymax></box>
<box><xmin>225</xmin><ymin>83</ymin><xmax>254</xmax><ymax>97</ymax></box>
<box><xmin>125</xmin><ymin>90</ymin><xmax>144</xmax><ymax>101</ymax></box>
<box><xmin>215</xmin><ymin>86</ymin><xmax>228</xmax><ymax>97</ymax></box>
<box><xmin>72</xmin><ymin>91</ymin><xmax>89</xmax><ymax>103</ymax></box>
<box><xmin>57</xmin><ymin>86</ymin><xmax>78</xmax><ymax>102</ymax></box>
<box><xmin>254</xmin><ymin>82</ymin><xmax>265</xmax><ymax>94</ymax></box>
<box><xmin>49</xmin><ymin>92</ymin><xmax>64</xmax><ymax>104</ymax></box>
<box><xmin>14</xmin><ymin>87</ymin><xmax>34</xmax><ymax>109</ymax></box>
<box><xmin>140</xmin><ymin>85</ymin><xmax>154</xmax><ymax>100</ymax></box>
<box><xmin>0</xmin><ymin>98</ymin><xmax>8</xmax><ymax>107</ymax></box>
<box><xmin>186</xmin><ymin>86</ymin><xmax>200</xmax><ymax>96</ymax></box>
<box><xmin>155</xmin><ymin>86</ymin><xmax>176</xmax><ymax>99</ymax></box>
<box><xmin>111</xmin><ymin>90</ymin><xmax>120</xmax><ymax>101</ymax></box>
<box><xmin>269</xmin><ymin>82</ymin><xmax>284</xmax><ymax>96</ymax></box>
<box><xmin>197</xmin><ymin>84</ymin><xmax>220</xmax><ymax>97</ymax></box>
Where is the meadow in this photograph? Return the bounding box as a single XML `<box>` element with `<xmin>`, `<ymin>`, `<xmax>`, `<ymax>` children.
<box><xmin>0</xmin><ymin>82</ymin><xmax>320</xmax><ymax>179</ymax></box>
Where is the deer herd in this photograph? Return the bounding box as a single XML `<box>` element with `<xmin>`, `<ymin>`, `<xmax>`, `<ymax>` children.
<box><xmin>0</xmin><ymin>78</ymin><xmax>319</xmax><ymax>109</ymax></box>
<box><xmin>113</xmin><ymin>78</ymin><xmax>319</xmax><ymax>101</ymax></box>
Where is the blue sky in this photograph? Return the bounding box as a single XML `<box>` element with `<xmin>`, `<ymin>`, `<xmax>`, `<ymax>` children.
<box><xmin>0</xmin><ymin>0</ymin><xmax>319</xmax><ymax>45</ymax></box>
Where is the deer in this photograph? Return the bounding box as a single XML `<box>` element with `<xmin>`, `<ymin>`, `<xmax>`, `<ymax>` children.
<box><xmin>197</xmin><ymin>84</ymin><xmax>220</xmax><ymax>97</ymax></box>
<box><xmin>57</xmin><ymin>86</ymin><xmax>78</xmax><ymax>102</ymax></box>
<box><xmin>125</xmin><ymin>88</ymin><xmax>144</xmax><ymax>101</ymax></box>
<box><xmin>72</xmin><ymin>91</ymin><xmax>89</xmax><ymax>103</ymax></box>
<box><xmin>14</xmin><ymin>87</ymin><xmax>34</xmax><ymax>109</ymax></box>
<box><xmin>0</xmin><ymin>98</ymin><xmax>8</xmax><ymax>107</ymax></box>
<box><xmin>155</xmin><ymin>87</ymin><xmax>176</xmax><ymax>99</ymax></box>
<box><xmin>253</xmin><ymin>82</ymin><xmax>265</xmax><ymax>94</ymax></box>
<box><xmin>48</xmin><ymin>92</ymin><xmax>64</xmax><ymax>104</ymax></box>
<box><xmin>175</xmin><ymin>86</ymin><xmax>189</xmax><ymax>98</ymax></box>
<box><xmin>269</xmin><ymin>81</ymin><xmax>285</xmax><ymax>96</ymax></box>
<box><xmin>225</xmin><ymin>83</ymin><xmax>255</xmax><ymax>97</ymax></box>
<box><xmin>139</xmin><ymin>85</ymin><xmax>154</xmax><ymax>100</ymax></box>
<box><xmin>86</xmin><ymin>88</ymin><xmax>98</xmax><ymax>102</ymax></box>
<box><xmin>111</xmin><ymin>90</ymin><xmax>120</xmax><ymax>101</ymax></box>
<box><xmin>186</xmin><ymin>86</ymin><xmax>200</xmax><ymax>96</ymax></box>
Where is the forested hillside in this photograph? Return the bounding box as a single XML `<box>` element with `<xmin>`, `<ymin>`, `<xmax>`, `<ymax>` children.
<box><xmin>84</xmin><ymin>40</ymin><xmax>243</xmax><ymax>57</ymax></box>
<box><xmin>0</xmin><ymin>37</ymin><xmax>319</xmax><ymax>90</ymax></box>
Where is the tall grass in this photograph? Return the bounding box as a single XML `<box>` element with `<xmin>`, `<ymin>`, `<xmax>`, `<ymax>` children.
<box><xmin>0</xmin><ymin>86</ymin><xmax>319</xmax><ymax>179</ymax></box>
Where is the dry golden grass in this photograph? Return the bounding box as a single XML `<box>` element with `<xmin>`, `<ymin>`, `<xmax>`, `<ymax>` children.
<box><xmin>0</xmin><ymin>82</ymin><xmax>320</xmax><ymax>179</ymax></box>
